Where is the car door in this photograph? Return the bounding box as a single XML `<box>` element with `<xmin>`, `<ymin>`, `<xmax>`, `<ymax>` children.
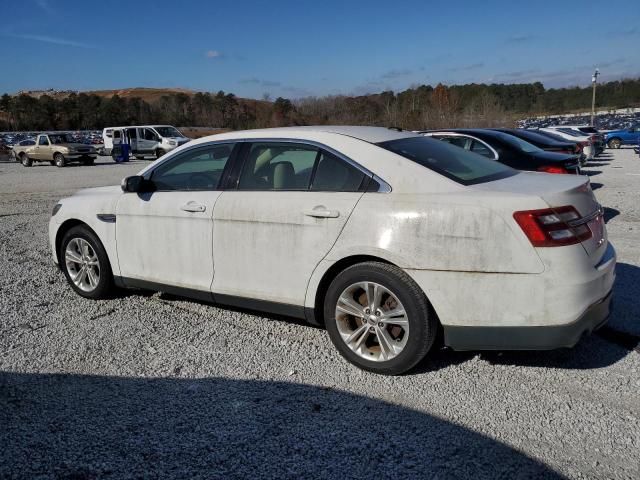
<box><xmin>212</xmin><ymin>141</ymin><xmax>370</xmax><ymax>307</ymax></box>
<box><xmin>140</xmin><ymin>128</ymin><xmax>159</xmax><ymax>152</ymax></box>
<box><xmin>32</xmin><ymin>135</ymin><xmax>50</xmax><ymax>160</ymax></box>
<box><xmin>126</xmin><ymin>128</ymin><xmax>138</xmax><ymax>152</ymax></box>
<box><xmin>115</xmin><ymin>143</ymin><xmax>236</xmax><ymax>292</ymax></box>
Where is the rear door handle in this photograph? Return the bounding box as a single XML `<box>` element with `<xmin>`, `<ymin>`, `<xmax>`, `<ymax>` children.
<box><xmin>180</xmin><ymin>202</ymin><xmax>206</xmax><ymax>213</ymax></box>
<box><xmin>304</xmin><ymin>206</ymin><xmax>340</xmax><ymax>218</ymax></box>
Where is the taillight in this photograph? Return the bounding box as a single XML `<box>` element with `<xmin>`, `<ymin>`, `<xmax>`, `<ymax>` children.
<box><xmin>537</xmin><ymin>165</ymin><xmax>568</xmax><ymax>174</ymax></box>
<box><xmin>513</xmin><ymin>206</ymin><xmax>593</xmax><ymax>247</ymax></box>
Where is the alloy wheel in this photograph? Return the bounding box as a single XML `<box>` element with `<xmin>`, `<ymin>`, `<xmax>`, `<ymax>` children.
<box><xmin>65</xmin><ymin>238</ymin><xmax>101</xmax><ymax>292</ymax></box>
<box><xmin>334</xmin><ymin>281</ymin><xmax>409</xmax><ymax>362</ymax></box>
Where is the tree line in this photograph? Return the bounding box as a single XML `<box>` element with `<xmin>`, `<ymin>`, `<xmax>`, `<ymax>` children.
<box><xmin>1</xmin><ymin>77</ymin><xmax>639</xmax><ymax>132</ymax></box>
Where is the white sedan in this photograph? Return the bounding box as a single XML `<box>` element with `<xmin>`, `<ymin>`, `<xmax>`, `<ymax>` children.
<box><xmin>49</xmin><ymin>126</ymin><xmax>615</xmax><ymax>374</ymax></box>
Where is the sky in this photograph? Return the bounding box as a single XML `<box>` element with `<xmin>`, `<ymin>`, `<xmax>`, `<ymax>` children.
<box><xmin>0</xmin><ymin>0</ymin><xmax>639</xmax><ymax>99</ymax></box>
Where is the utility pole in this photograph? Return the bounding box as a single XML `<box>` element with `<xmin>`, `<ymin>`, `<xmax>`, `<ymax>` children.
<box><xmin>591</xmin><ymin>68</ymin><xmax>600</xmax><ymax>126</ymax></box>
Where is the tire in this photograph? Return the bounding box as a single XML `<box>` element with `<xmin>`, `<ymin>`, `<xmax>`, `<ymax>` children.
<box><xmin>60</xmin><ymin>225</ymin><xmax>114</xmax><ymax>299</ymax></box>
<box><xmin>155</xmin><ymin>148</ymin><xmax>165</xmax><ymax>159</ymax></box>
<box><xmin>324</xmin><ymin>261</ymin><xmax>437</xmax><ymax>375</ymax></box>
<box><xmin>20</xmin><ymin>153</ymin><xmax>32</xmax><ymax>167</ymax></box>
<box><xmin>54</xmin><ymin>153</ymin><xmax>66</xmax><ymax>167</ymax></box>
<box><xmin>607</xmin><ymin>138</ymin><xmax>621</xmax><ymax>149</ymax></box>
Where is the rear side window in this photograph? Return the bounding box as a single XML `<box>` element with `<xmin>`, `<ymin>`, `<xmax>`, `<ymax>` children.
<box><xmin>311</xmin><ymin>151</ymin><xmax>366</xmax><ymax>191</ymax></box>
<box><xmin>378</xmin><ymin>137</ymin><xmax>516</xmax><ymax>185</ymax></box>
<box><xmin>470</xmin><ymin>140</ymin><xmax>495</xmax><ymax>159</ymax></box>
<box><xmin>238</xmin><ymin>143</ymin><xmax>319</xmax><ymax>190</ymax></box>
<box><xmin>437</xmin><ymin>136</ymin><xmax>468</xmax><ymax>149</ymax></box>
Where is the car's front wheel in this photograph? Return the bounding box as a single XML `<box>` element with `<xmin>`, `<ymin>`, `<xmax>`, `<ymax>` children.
<box><xmin>607</xmin><ymin>138</ymin><xmax>621</xmax><ymax>149</ymax></box>
<box><xmin>60</xmin><ymin>226</ymin><xmax>114</xmax><ymax>299</ymax></box>
<box><xmin>54</xmin><ymin>153</ymin><xmax>66</xmax><ymax>167</ymax></box>
<box><xmin>324</xmin><ymin>262</ymin><xmax>437</xmax><ymax>375</ymax></box>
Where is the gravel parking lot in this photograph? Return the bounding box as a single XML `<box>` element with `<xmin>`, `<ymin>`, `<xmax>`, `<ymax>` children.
<box><xmin>1</xmin><ymin>151</ymin><xmax>639</xmax><ymax>479</ymax></box>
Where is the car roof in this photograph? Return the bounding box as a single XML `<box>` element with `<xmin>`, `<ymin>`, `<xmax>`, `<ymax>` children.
<box><xmin>200</xmin><ymin>126</ymin><xmax>419</xmax><ymax>144</ymax></box>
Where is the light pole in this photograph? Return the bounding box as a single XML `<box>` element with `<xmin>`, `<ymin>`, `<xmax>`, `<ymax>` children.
<box><xmin>591</xmin><ymin>68</ymin><xmax>600</xmax><ymax>126</ymax></box>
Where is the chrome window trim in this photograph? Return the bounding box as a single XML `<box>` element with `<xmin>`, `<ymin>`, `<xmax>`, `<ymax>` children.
<box><xmin>423</xmin><ymin>132</ymin><xmax>499</xmax><ymax>160</ymax></box>
<box><xmin>146</xmin><ymin>137</ymin><xmax>392</xmax><ymax>193</ymax></box>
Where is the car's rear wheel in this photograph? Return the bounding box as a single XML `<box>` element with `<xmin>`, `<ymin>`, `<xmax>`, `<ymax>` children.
<box><xmin>155</xmin><ymin>148</ymin><xmax>165</xmax><ymax>159</ymax></box>
<box><xmin>54</xmin><ymin>153</ymin><xmax>66</xmax><ymax>167</ymax></box>
<box><xmin>324</xmin><ymin>262</ymin><xmax>437</xmax><ymax>375</ymax></box>
<box><xmin>60</xmin><ymin>226</ymin><xmax>113</xmax><ymax>299</ymax></box>
<box><xmin>20</xmin><ymin>153</ymin><xmax>32</xmax><ymax>167</ymax></box>
<box><xmin>607</xmin><ymin>138</ymin><xmax>621</xmax><ymax>149</ymax></box>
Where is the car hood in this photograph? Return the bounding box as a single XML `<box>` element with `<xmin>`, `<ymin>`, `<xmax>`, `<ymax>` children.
<box><xmin>61</xmin><ymin>185</ymin><xmax>122</xmax><ymax>212</ymax></box>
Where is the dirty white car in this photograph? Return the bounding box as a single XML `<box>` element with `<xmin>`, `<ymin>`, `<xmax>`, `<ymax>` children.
<box><xmin>49</xmin><ymin>126</ymin><xmax>615</xmax><ymax>374</ymax></box>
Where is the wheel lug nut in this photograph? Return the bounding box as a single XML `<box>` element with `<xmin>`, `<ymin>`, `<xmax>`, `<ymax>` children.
<box><xmin>378</xmin><ymin>322</ymin><xmax>384</xmax><ymax>328</ymax></box>
<box><xmin>369</xmin><ymin>327</ymin><xmax>375</xmax><ymax>333</ymax></box>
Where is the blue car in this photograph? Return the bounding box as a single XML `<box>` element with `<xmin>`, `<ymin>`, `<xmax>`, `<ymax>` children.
<box><xmin>605</xmin><ymin>125</ymin><xmax>640</xmax><ymax>149</ymax></box>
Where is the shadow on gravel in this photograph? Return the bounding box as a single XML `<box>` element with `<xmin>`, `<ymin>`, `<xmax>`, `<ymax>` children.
<box><xmin>0</xmin><ymin>372</ymin><xmax>563</xmax><ymax>479</ymax></box>
<box><xmin>584</xmin><ymin>170</ymin><xmax>602</xmax><ymax>177</ymax></box>
<box><xmin>585</xmin><ymin>162</ymin><xmax>610</xmax><ymax>168</ymax></box>
<box><xmin>590</xmin><ymin>182</ymin><xmax>603</xmax><ymax>190</ymax></box>
<box><xmin>603</xmin><ymin>207</ymin><xmax>620</xmax><ymax>223</ymax></box>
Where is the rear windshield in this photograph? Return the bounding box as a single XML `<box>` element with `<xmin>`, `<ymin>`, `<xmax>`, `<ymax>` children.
<box><xmin>495</xmin><ymin>131</ymin><xmax>543</xmax><ymax>153</ymax></box>
<box><xmin>378</xmin><ymin>137</ymin><xmax>517</xmax><ymax>185</ymax></box>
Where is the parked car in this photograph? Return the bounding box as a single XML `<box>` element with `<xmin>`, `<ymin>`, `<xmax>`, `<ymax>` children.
<box><xmin>49</xmin><ymin>126</ymin><xmax>614</xmax><ymax>375</ymax></box>
<box><xmin>9</xmin><ymin>139</ymin><xmax>36</xmax><ymax>161</ymax></box>
<box><xmin>18</xmin><ymin>133</ymin><xmax>96</xmax><ymax>167</ymax></box>
<box><xmin>539</xmin><ymin>128</ymin><xmax>595</xmax><ymax>161</ymax></box>
<box><xmin>102</xmin><ymin>125</ymin><xmax>190</xmax><ymax>159</ymax></box>
<box><xmin>604</xmin><ymin>125</ymin><xmax>640</xmax><ymax>149</ymax></box>
<box><xmin>546</xmin><ymin>126</ymin><xmax>604</xmax><ymax>155</ymax></box>
<box><xmin>492</xmin><ymin>128</ymin><xmax>581</xmax><ymax>155</ymax></box>
<box><xmin>422</xmin><ymin>129</ymin><xmax>582</xmax><ymax>174</ymax></box>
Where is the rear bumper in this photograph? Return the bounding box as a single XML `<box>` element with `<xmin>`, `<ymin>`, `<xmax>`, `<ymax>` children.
<box><xmin>443</xmin><ymin>290</ymin><xmax>612</xmax><ymax>350</ymax></box>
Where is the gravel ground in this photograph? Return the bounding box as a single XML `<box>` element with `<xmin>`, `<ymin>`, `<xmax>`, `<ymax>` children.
<box><xmin>0</xmin><ymin>151</ymin><xmax>639</xmax><ymax>479</ymax></box>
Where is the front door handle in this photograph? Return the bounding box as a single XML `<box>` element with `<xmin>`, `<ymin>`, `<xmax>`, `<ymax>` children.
<box><xmin>304</xmin><ymin>206</ymin><xmax>340</xmax><ymax>218</ymax></box>
<box><xmin>180</xmin><ymin>202</ymin><xmax>206</xmax><ymax>213</ymax></box>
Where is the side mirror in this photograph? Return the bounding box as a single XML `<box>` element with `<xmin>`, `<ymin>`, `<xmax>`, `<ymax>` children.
<box><xmin>121</xmin><ymin>175</ymin><xmax>147</xmax><ymax>193</ymax></box>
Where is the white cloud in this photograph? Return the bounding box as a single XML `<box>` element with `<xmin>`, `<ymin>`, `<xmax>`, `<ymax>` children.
<box><xmin>3</xmin><ymin>32</ymin><xmax>94</xmax><ymax>48</ymax></box>
<box><xmin>205</xmin><ymin>50</ymin><xmax>222</xmax><ymax>58</ymax></box>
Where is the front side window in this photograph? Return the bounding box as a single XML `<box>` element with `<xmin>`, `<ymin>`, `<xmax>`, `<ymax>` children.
<box><xmin>150</xmin><ymin>144</ymin><xmax>233</xmax><ymax>191</ymax></box>
<box><xmin>238</xmin><ymin>143</ymin><xmax>319</xmax><ymax>190</ymax></box>
<box><xmin>154</xmin><ymin>126</ymin><xmax>183</xmax><ymax>138</ymax></box>
<box><xmin>38</xmin><ymin>136</ymin><xmax>49</xmax><ymax>146</ymax></box>
<box><xmin>144</xmin><ymin>129</ymin><xmax>158</xmax><ymax>141</ymax></box>
<box><xmin>378</xmin><ymin>136</ymin><xmax>516</xmax><ymax>185</ymax></box>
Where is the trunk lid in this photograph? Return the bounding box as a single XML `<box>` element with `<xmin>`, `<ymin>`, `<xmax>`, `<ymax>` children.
<box><xmin>474</xmin><ymin>172</ymin><xmax>606</xmax><ymax>264</ymax></box>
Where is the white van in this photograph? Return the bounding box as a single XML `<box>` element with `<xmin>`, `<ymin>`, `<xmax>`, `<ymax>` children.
<box><xmin>102</xmin><ymin>125</ymin><xmax>190</xmax><ymax>158</ymax></box>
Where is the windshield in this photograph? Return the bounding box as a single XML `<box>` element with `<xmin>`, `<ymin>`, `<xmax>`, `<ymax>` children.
<box><xmin>49</xmin><ymin>134</ymin><xmax>75</xmax><ymax>144</ymax></box>
<box><xmin>154</xmin><ymin>126</ymin><xmax>183</xmax><ymax>138</ymax></box>
<box><xmin>378</xmin><ymin>136</ymin><xmax>516</xmax><ymax>186</ymax></box>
